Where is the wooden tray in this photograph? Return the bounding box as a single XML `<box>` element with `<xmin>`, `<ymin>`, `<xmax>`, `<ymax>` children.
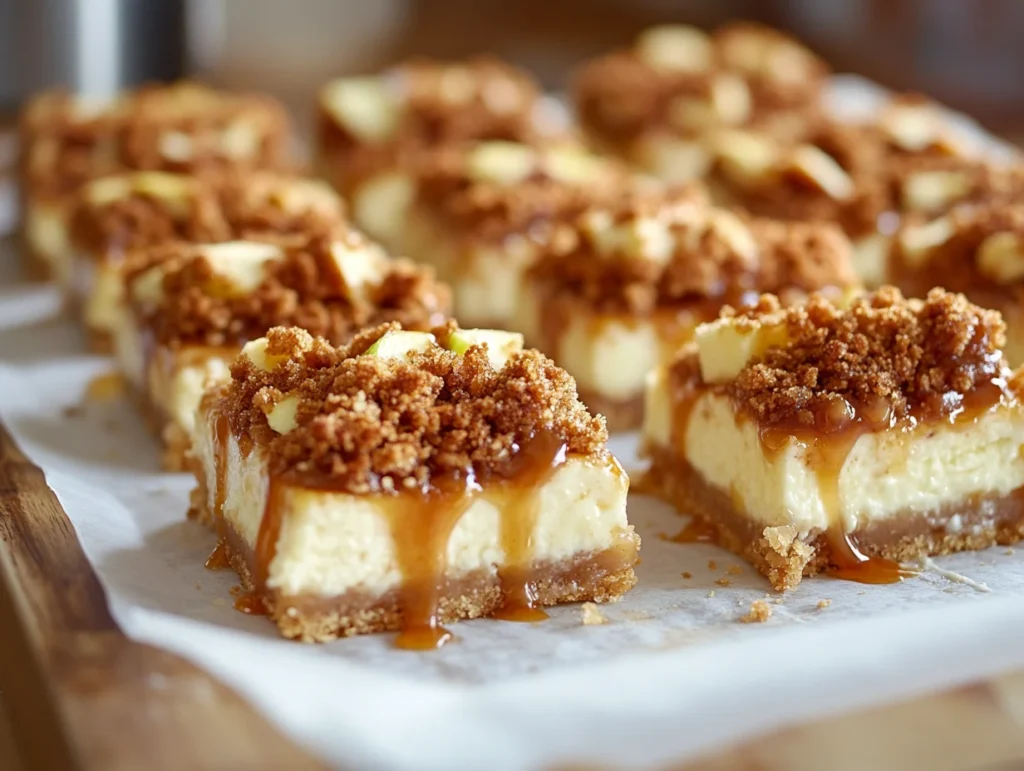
<box><xmin>0</xmin><ymin>421</ymin><xmax>327</xmax><ymax>770</ymax></box>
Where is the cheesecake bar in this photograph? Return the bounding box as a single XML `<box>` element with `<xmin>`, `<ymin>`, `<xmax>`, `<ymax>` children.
<box><xmin>348</xmin><ymin>139</ymin><xmax>635</xmax><ymax>327</ymax></box>
<box><xmin>642</xmin><ymin>286</ymin><xmax>1024</xmax><ymax>590</ymax></box>
<box><xmin>316</xmin><ymin>57</ymin><xmax>567</xmax><ymax>197</ymax></box>
<box><xmin>573</xmin><ymin>23</ymin><xmax>828</xmax><ymax>182</ymax></box>
<box><xmin>515</xmin><ymin>187</ymin><xmax>858</xmax><ymax>429</ymax></box>
<box><xmin>68</xmin><ymin>170</ymin><xmax>346</xmax><ymax>350</ymax></box>
<box><xmin>18</xmin><ymin>82</ymin><xmax>291</xmax><ymax>280</ymax></box>
<box><xmin>890</xmin><ymin>200</ymin><xmax>1024</xmax><ymax>364</ymax></box>
<box><xmin>190</xmin><ymin>323</ymin><xmax>640</xmax><ymax>644</ymax></box>
<box><xmin>116</xmin><ymin>233</ymin><xmax>449</xmax><ymax>470</ymax></box>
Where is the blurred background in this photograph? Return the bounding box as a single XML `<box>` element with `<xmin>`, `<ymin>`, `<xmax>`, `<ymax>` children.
<box><xmin>2</xmin><ymin>0</ymin><xmax>1024</xmax><ymax>140</ymax></box>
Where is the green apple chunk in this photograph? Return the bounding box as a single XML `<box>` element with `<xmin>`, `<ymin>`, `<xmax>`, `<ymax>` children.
<box><xmin>366</xmin><ymin>330</ymin><xmax>437</xmax><ymax>361</ymax></box>
<box><xmin>447</xmin><ymin>329</ymin><xmax>524</xmax><ymax>369</ymax></box>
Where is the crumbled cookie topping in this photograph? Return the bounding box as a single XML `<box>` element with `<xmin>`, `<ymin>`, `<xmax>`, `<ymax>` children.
<box><xmin>126</xmin><ymin>234</ymin><xmax>450</xmax><ymax>347</ymax></box>
<box><xmin>69</xmin><ymin>171</ymin><xmax>347</xmax><ymax>256</ymax></box>
<box><xmin>412</xmin><ymin>141</ymin><xmax>637</xmax><ymax>242</ymax></box>
<box><xmin>18</xmin><ymin>82</ymin><xmax>291</xmax><ymax>201</ymax></box>
<box><xmin>526</xmin><ymin>187</ymin><xmax>856</xmax><ymax>315</ymax></box>
<box><xmin>214</xmin><ymin>323</ymin><xmax>606</xmax><ymax>492</ymax></box>
<box><xmin>573</xmin><ymin>22</ymin><xmax>827</xmax><ymax>145</ymax></box>
<box><xmin>716</xmin><ymin>287</ymin><xmax>1008</xmax><ymax>427</ymax></box>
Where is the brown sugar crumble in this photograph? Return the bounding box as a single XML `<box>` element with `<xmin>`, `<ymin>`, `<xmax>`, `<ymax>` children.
<box><xmin>707</xmin><ymin>559</ymin><xmax>718</xmax><ymax>571</ymax></box>
<box><xmin>573</xmin><ymin>22</ymin><xmax>827</xmax><ymax>146</ymax></box>
<box><xmin>686</xmin><ymin>286</ymin><xmax>1009</xmax><ymax>428</ymax></box>
<box><xmin>127</xmin><ymin>234</ymin><xmax>451</xmax><ymax>348</ymax></box>
<box><xmin>524</xmin><ymin>186</ymin><xmax>857</xmax><ymax>317</ymax></box>
<box><xmin>69</xmin><ymin>171</ymin><xmax>346</xmax><ymax>256</ymax></box>
<box><xmin>740</xmin><ymin>599</ymin><xmax>773</xmax><ymax>623</ymax></box>
<box><xmin>213</xmin><ymin>323</ymin><xmax>607</xmax><ymax>492</ymax></box>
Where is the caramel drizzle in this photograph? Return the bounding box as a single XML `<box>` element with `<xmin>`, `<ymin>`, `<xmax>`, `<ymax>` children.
<box><xmin>209</xmin><ymin>419</ymin><xmax>571</xmax><ymax>647</ymax></box>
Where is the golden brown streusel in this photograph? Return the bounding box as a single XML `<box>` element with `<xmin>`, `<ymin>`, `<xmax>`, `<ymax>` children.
<box><xmin>525</xmin><ymin>187</ymin><xmax>856</xmax><ymax>315</ymax></box>
<box><xmin>69</xmin><ymin>171</ymin><xmax>347</xmax><ymax>256</ymax></box>
<box><xmin>573</xmin><ymin>22</ymin><xmax>827</xmax><ymax>146</ymax></box>
<box><xmin>411</xmin><ymin>142</ymin><xmax>635</xmax><ymax>243</ymax></box>
<box><xmin>213</xmin><ymin>323</ymin><xmax>607</xmax><ymax>492</ymax></box>
<box><xmin>127</xmin><ymin>234</ymin><xmax>450</xmax><ymax>347</ymax></box>
<box><xmin>707</xmin><ymin>287</ymin><xmax>1008</xmax><ymax>427</ymax></box>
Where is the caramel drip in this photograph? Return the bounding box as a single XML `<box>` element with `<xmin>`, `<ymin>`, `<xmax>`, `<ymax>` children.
<box><xmin>660</xmin><ymin>517</ymin><xmax>716</xmax><ymax>544</ymax></box>
<box><xmin>85</xmin><ymin>371</ymin><xmax>125</xmax><ymax>401</ymax></box>
<box><xmin>387</xmin><ymin>475</ymin><xmax>478</xmax><ymax>650</ymax></box>
<box><xmin>235</xmin><ymin>475</ymin><xmax>287</xmax><ymax>615</ymax></box>
<box><xmin>206</xmin><ymin>412</ymin><xmax>232</xmax><ymax>572</ymax></box>
<box><xmin>493</xmin><ymin>432</ymin><xmax>568</xmax><ymax>622</ymax></box>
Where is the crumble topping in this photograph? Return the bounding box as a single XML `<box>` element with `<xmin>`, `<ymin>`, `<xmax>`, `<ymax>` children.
<box><xmin>573</xmin><ymin>22</ymin><xmax>827</xmax><ymax>146</ymax></box>
<box><xmin>413</xmin><ymin>141</ymin><xmax>637</xmax><ymax>242</ymax></box>
<box><xmin>125</xmin><ymin>234</ymin><xmax>450</xmax><ymax>347</ymax></box>
<box><xmin>19</xmin><ymin>83</ymin><xmax>291</xmax><ymax>202</ymax></box>
<box><xmin>214</xmin><ymin>323</ymin><xmax>606</xmax><ymax>492</ymax></box>
<box><xmin>895</xmin><ymin>202</ymin><xmax>1024</xmax><ymax>297</ymax></box>
<box><xmin>525</xmin><ymin>187</ymin><xmax>856</xmax><ymax>315</ymax></box>
<box><xmin>718</xmin><ymin>287</ymin><xmax>1008</xmax><ymax>427</ymax></box>
<box><xmin>69</xmin><ymin>171</ymin><xmax>347</xmax><ymax>256</ymax></box>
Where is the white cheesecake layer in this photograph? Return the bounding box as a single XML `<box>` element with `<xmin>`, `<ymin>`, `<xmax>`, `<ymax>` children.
<box><xmin>193</xmin><ymin>416</ymin><xmax>631</xmax><ymax>598</ymax></box>
<box><xmin>644</xmin><ymin>376</ymin><xmax>1024</xmax><ymax>537</ymax></box>
<box><xmin>113</xmin><ymin>310</ymin><xmax>233</xmax><ymax>437</ymax></box>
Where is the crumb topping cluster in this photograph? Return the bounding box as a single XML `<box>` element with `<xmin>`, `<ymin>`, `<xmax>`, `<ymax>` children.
<box><xmin>689</xmin><ymin>287</ymin><xmax>1008</xmax><ymax>428</ymax></box>
<box><xmin>526</xmin><ymin>188</ymin><xmax>856</xmax><ymax>314</ymax></box>
<box><xmin>19</xmin><ymin>83</ymin><xmax>290</xmax><ymax>201</ymax></box>
<box><xmin>127</xmin><ymin>235</ymin><xmax>450</xmax><ymax>347</ymax></box>
<box><xmin>318</xmin><ymin>57</ymin><xmax>559</xmax><ymax>179</ymax></box>
<box><xmin>895</xmin><ymin>201</ymin><xmax>1024</xmax><ymax>297</ymax></box>
<box><xmin>574</xmin><ymin>22</ymin><xmax>827</xmax><ymax>145</ymax></box>
<box><xmin>217</xmin><ymin>324</ymin><xmax>606</xmax><ymax>492</ymax></box>
<box><xmin>69</xmin><ymin>171</ymin><xmax>347</xmax><ymax>256</ymax></box>
<box><xmin>413</xmin><ymin>142</ymin><xmax>635</xmax><ymax>242</ymax></box>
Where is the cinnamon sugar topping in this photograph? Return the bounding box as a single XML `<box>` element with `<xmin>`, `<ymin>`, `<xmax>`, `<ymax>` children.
<box><xmin>70</xmin><ymin>171</ymin><xmax>347</xmax><ymax>256</ymax></box>
<box><xmin>526</xmin><ymin>187</ymin><xmax>857</xmax><ymax>315</ymax></box>
<box><xmin>125</xmin><ymin>234</ymin><xmax>450</xmax><ymax>347</ymax></box>
<box><xmin>214</xmin><ymin>324</ymin><xmax>606</xmax><ymax>492</ymax></box>
<box><xmin>714</xmin><ymin>287</ymin><xmax>1009</xmax><ymax>427</ymax></box>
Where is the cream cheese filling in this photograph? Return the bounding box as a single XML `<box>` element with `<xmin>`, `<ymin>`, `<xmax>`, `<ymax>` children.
<box><xmin>192</xmin><ymin>413</ymin><xmax>632</xmax><ymax>598</ymax></box>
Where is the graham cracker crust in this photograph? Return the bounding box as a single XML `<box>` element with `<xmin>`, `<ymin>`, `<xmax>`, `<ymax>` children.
<box><xmin>193</xmin><ymin>486</ymin><xmax>638</xmax><ymax>642</ymax></box>
<box><xmin>643</xmin><ymin>444</ymin><xmax>1024</xmax><ymax>591</ymax></box>
<box><xmin>577</xmin><ymin>388</ymin><xmax>644</xmax><ymax>433</ymax></box>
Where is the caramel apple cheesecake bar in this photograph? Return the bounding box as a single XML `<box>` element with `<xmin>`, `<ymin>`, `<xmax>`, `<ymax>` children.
<box><xmin>18</xmin><ymin>82</ymin><xmax>291</xmax><ymax>280</ymax></box>
<box><xmin>116</xmin><ymin>233</ymin><xmax>449</xmax><ymax>470</ymax></box>
<box><xmin>190</xmin><ymin>323</ymin><xmax>640</xmax><ymax>644</ymax></box>
<box><xmin>890</xmin><ymin>201</ymin><xmax>1024</xmax><ymax>364</ymax></box>
<box><xmin>316</xmin><ymin>57</ymin><xmax>567</xmax><ymax>197</ymax></box>
<box><xmin>348</xmin><ymin>139</ymin><xmax>635</xmax><ymax>328</ymax></box>
<box><xmin>515</xmin><ymin>187</ymin><xmax>858</xmax><ymax>429</ymax></box>
<box><xmin>68</xmin><ymin>170</ymin><xmax>346</xmax><ymax>350</ymax></box>
<box><xmin>641</xmin><ymin>287</ymin><xmax>1024</xmax><ymax>591</ymax></box>
<box><xmin>573</xmin><ymin>23</ymin><xmax>828</xmax><ymax>182</ymax></box>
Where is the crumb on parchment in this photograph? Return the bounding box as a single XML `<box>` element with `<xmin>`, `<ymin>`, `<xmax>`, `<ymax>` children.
<box><xmin>740</xmin><ymin>599</ymin><xmax>773</xmax><ymax>623</ymax></box>
<box><xmin>817</xmin><ymin>599</ymin><xmax>832</xmax><ymax>609</ymax></box>
<box><xmin>581</xmin><ymin>602</ymin><xmax>608</xmax><ymax>625</ymax></box>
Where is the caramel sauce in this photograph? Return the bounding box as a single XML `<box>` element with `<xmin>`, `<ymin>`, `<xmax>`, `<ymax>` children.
<box><xmin>660</xmin><ymin>517</ymin><xmax>716</xmax><ymax>544</ymax></box>
<box><xmin>85</xmin><ymin>371</ymin><xmax>125</xmax><ymax>401</ymax></box>
<box><xmin>209</xmin><ymin>415</ymin><xmax>573</xmax><ymax>647</ymax></box>
<box><xmin>205</xmin><ymin>540</ymin><xmax>231</xmax><ymax>570</ymax></box>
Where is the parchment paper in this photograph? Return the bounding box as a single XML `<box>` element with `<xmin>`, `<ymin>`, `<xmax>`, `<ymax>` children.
<box><xmin>2</xmin><ymin>77</ymin><xmax>1024</xmax><ymax>771</ymax></box>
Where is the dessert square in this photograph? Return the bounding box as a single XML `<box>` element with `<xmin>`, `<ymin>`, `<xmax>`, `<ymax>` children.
<box><xmin>573</xmin><ymin>23</ymin><xmax>828</xmax><ymax>182</ymax></box>
<box><xmin>68</xmin><ymin>170</ymin><xmax>347</xmax><ymax>350</ymax></box>
<box><xmin>641</xmin><ymin>287</ymin><xmax>1024</xmax><ymax>590</ymax></box>
<box><xmin>348</xmin><ymin>139</ymin><xmax>634</xmax><ymax>328</ymax></box>
<box><xmin>515</xmin><ymin>187</ymin><xmax>859</xmax><ymax>430</ymax></box>
<box><xmin>190</xmin><ymin>323</ymin><xmax>640</xmax><ymax>644</ymax></box>
<box><xmin>889</xmin><ymin>200</ymin><xmax>1024</xmax><ymax>365</ymax></box>
<box><xmin>116</xmin><ymin>233</ymin><xmax>450</xmax><ymax>471</ymax></box>
<box><xmin>316</xmin><ymin>57</ymin><xmax>567</xmax><ymax>197</ymax></box>
<box><xmin>17</xmin><ymin>82</ymin><xmax>291</xmax><ymax>281</ymax></box>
